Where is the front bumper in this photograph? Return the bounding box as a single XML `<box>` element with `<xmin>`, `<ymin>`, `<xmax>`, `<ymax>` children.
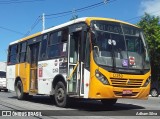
<box><xmin>88</xmin><ymin>76</ymin><xmax>150</xmax><ymax>100</ymax></box>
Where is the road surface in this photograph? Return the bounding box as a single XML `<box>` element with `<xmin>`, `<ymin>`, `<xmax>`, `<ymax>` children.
<box><xmin>0</xmin><ymin>91</ymin><xmax>159</xmax><ymax>119</ymax></box>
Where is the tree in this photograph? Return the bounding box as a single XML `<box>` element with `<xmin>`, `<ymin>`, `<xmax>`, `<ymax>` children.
<box><xmin>137</xmin><ymin>13</ymin><xmax>160</xmax><ymax>80</ymax></box>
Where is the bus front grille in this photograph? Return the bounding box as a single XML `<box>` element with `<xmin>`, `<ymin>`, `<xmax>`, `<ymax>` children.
<box><xmin>110</xmin><ymin>78</ymin><xmax>143</xmax><ymax>88</ymax></box>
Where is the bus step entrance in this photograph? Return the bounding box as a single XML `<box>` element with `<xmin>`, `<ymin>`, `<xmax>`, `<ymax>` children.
<box><xmin>29</xmin><ymin>89</ymin><xmax>38</xmax><ymax>95</ymax></box>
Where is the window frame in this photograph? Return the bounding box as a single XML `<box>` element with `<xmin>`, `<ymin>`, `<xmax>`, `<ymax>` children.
<box><xmin>47</xmin><ymin>28</ymin><xmax>68</xmax><ymax>59</ymax></box>
<box><xmin>39</xmin><ymin>34</ymin><xmax>48</xmax><ymax>61</ymax></box>
<box><xmin>7</xmin><ymin>44</ymin><xmax>19</xmax><ymax>65</ymax></box>
<box><xmin>19</xmin><ymin>41</ymin><xmax>27</xmax><ymax>63</ymax></box>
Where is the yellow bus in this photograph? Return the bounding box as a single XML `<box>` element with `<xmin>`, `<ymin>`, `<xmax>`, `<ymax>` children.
<box><xmin>7</xmin><ymin>17</ymin><xmax>151</xmax><ymax>107</ymax></box>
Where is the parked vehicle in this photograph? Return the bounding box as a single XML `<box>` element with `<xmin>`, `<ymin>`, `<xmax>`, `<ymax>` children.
<box><xmin>0</xmin><ymin>71</ymin><xmax>8</xmax><ymax>92</ymax></box>
<box><xmin>150</xmin><ymin>78</ymin><xmax>160</xmax><ymax>97</ymax></box>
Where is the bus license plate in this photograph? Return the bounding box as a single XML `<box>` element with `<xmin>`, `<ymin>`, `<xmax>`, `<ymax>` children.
<box><xmin>123</xmin><ymin>90</ymin><xmax>132</xmax><ymax>95</ymax></box>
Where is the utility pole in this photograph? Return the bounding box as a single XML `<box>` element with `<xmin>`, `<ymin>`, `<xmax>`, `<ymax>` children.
<box><xmin>42</xmin><ymin>13</ymin><xmax>45</xmax><ymax>31</ymax></box>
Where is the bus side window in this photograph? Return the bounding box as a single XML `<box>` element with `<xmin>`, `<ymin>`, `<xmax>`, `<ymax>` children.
<box><xmin>60</xmin><ymin>28</ymin><xmax>68</xmax><ymax>56</ymax></box>
<box><xmin>8</xmin><ymin>44</ymin><xmax>18</xmax><ymax>65</ymax></box>
<box><xmin>47</xmin><ymin>29</ymin><xmax>68</xmax><ymax>59</ymax></box>
<box><xmin>49</xmin><ymin>32</ymin><xmax>61</xmax><ymax>45</ymax></box>
<box><xmin>40</xmin><ymin>35</ymin><xmax>47</xmax><ymax>60</ymax></box>
<box><xmin>48</xmin><ymin>31</ymin><xmax>60</xmax><ymax>58</ymax></box>
<box><xmin>7</xmin><ymin>47</ymin><xmax>11</xmax><ymax>64</ymax></box>
<box><xmin>61</xmin><ymin>28</ymin><xmax>68</xmax><ymax>42</ymax></box>
<box><xmin>19</xmin><ymin>42</ymin><xmax>27</xmax><ymax>63</ymax></box>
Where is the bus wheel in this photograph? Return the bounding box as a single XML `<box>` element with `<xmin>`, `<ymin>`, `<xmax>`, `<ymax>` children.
<box><xmin>54</xmin><ymin>81</ymin><xmax>69</xmax><ymax>107</ymax></box>
<box><xmin>15</xmin><ymin>80</ymin><xmax>27</xmax><ymax>100</ymax></box>
<box><xmin>151</xmin><ymin>89</ymin><xmax>158</xmax><ymax>97</ymax></box>
<box><xmin>101</xmin><ymin>99</ymin><xmax>117</xmax><ymax>106</ymax></box>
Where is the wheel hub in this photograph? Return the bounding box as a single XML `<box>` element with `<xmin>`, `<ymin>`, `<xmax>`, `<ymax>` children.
<box><xmin>57</xmin><ymin>88</ymin><xmax>64</xmax><ymax>101</ymax></box>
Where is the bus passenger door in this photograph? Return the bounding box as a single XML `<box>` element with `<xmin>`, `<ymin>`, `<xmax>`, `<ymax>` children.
<box><xmin>29</xmin><ymin>43</ymin><xmax>39</xmax><ymax>93</ymax></box>
<box><xmin>68</xmin><ymin>31</ymin><xmax>84</xmax><ymax>95</ymax></box>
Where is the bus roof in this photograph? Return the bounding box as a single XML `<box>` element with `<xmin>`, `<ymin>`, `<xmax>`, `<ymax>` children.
<box><xmin>10</xmin><ymin>17</ymin><xmax>138</xmax><ymax>45</ymax></box>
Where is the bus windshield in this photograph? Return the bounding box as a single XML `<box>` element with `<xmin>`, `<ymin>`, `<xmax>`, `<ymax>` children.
<box><xmin>91</xmin><ymin>21</ymin><xmax>150</xmax><ymax>72</ymax></box>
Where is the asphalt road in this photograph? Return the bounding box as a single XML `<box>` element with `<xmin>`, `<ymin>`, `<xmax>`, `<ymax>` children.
<box><xmin>0</xmin><ymin>91</ymin><xmax>159</xmax><ymax>119</ymax></box>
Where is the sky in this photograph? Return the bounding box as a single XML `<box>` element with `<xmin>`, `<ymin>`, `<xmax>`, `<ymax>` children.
<box><xmin>0</xmin><ymin>0</ymin><xmax>160</xmax><ymax>61</ymax></box>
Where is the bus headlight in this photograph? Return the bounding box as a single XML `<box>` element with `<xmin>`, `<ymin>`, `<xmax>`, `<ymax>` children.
<box><xmin>143</xmin><ymin>77</ymin><xmax>151</xmax><ymax>87</ymax></box>
<box><xmin>95</xmin><ymin>69</ymin><xmax>110</xmax><ymax>85</ymax></box>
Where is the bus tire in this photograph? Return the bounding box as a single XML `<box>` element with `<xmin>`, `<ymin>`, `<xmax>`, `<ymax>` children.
<box><xmin>101</xmin><ymin>99</ymin><xmax>117</xmax><ymax>106</ymax></box>
<box><xmin>150</xmin><ymin>89</ymin><xmax>158</xmax><ymax>97</ymax></box>
<box><xmin>15</xmin><ymin>80</ymin><xmax>27</xmax><ymax>100</ymax></box>
<box><xmin>54</xmin><ymin>81</ymin><xmax>69</xmax><ymax>107</ymax></box>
